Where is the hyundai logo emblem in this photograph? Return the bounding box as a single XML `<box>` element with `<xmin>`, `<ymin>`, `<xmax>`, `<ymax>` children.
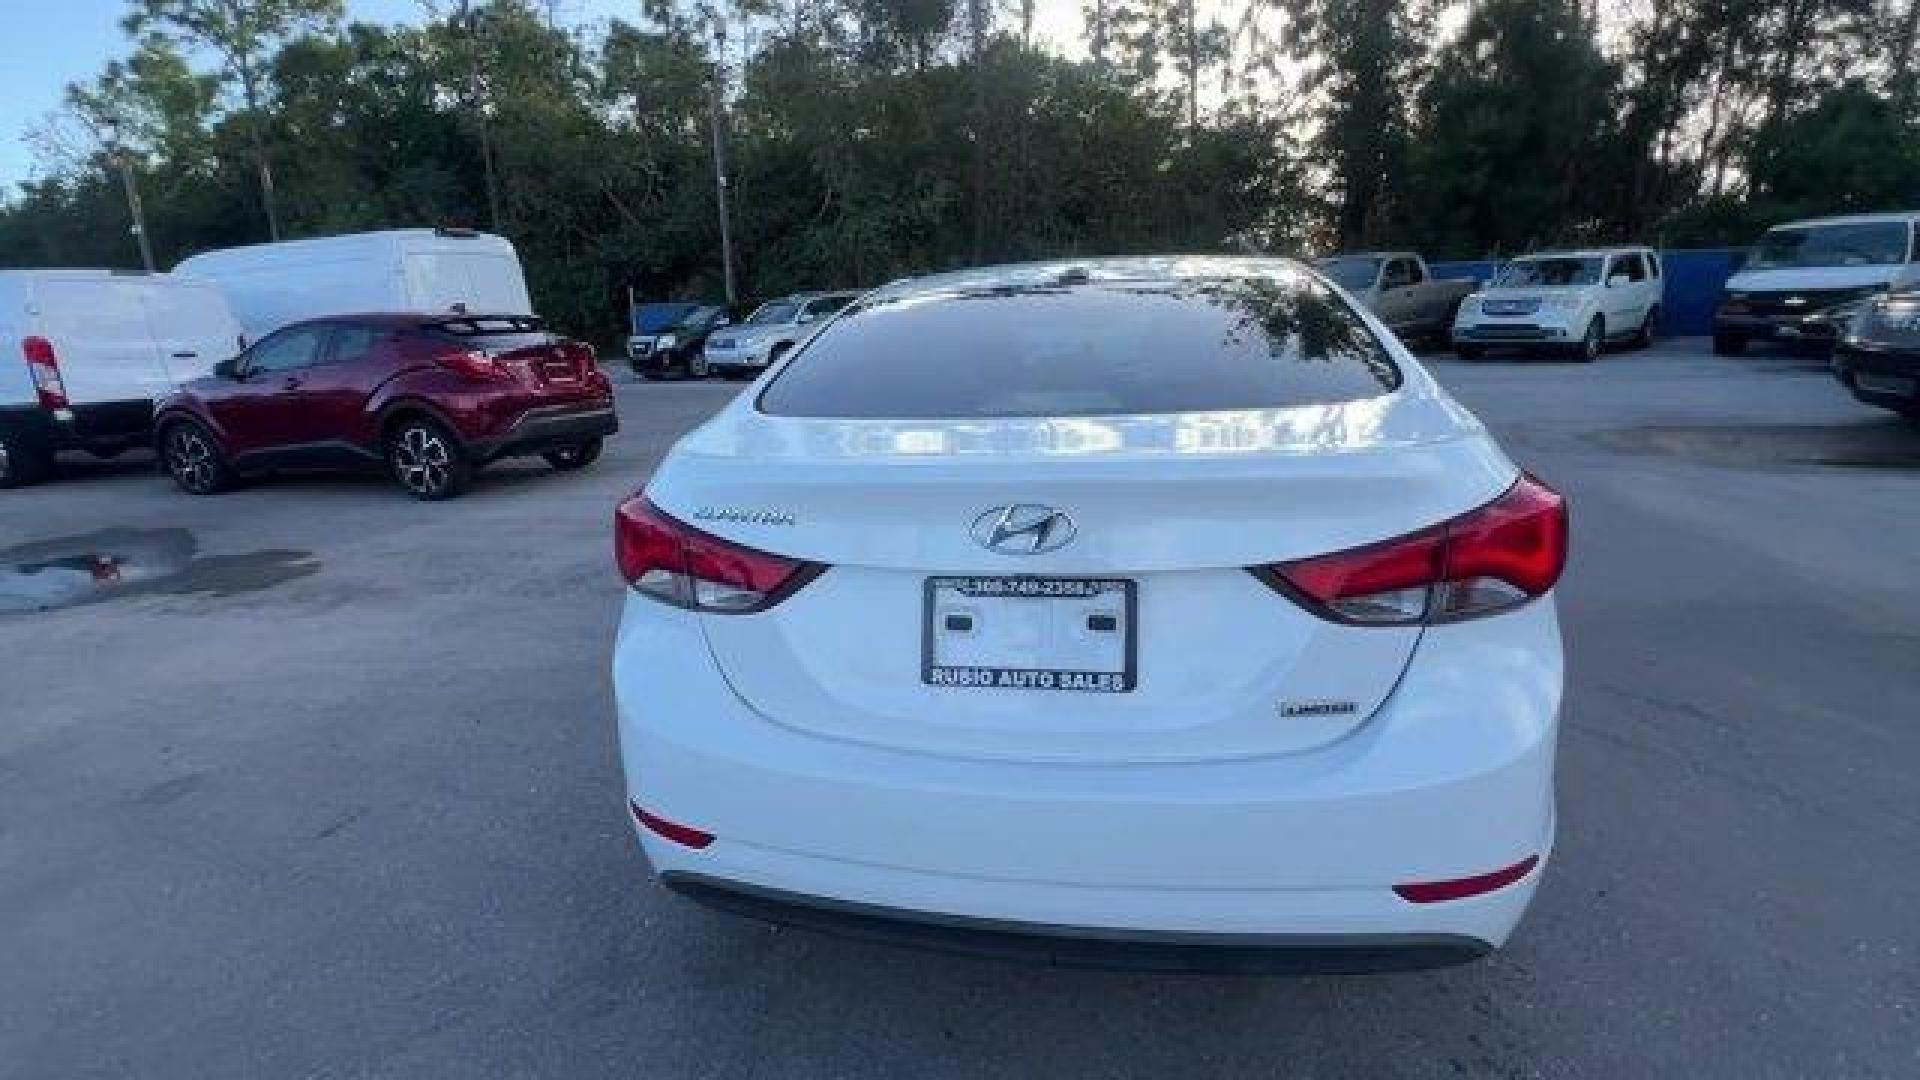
<box><xmin>971</xmin><ymin>504</ymin><xmax>1076</xmax><ymax>555</ymax></box>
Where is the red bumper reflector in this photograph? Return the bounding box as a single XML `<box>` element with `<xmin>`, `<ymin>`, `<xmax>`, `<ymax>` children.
<box><xmin>1394</xmin><ymin>855</ymin><xmax>1539</xmax><ymax>904</ymax></box>
<box><xmin>629</xmin><ymin>801</ymin><xmax>714</xmax><ymax>849</ymax></box>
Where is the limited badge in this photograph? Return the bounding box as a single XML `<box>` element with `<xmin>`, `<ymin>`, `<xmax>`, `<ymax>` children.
<box><xmin>1279</xmin><ymin>699</ymin><xmax>1359</xmax><ymax>718</ymax></box>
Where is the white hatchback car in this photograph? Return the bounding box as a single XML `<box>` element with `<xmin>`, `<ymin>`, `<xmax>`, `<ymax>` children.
<box><xmin>612</xmin><ymin>257</ymin><xmax>1566</xmax><ymax>972</ymax></box>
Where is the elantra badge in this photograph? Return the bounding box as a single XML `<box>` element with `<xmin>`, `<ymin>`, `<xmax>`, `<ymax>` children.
<box><xmin>972</xmin><ymin>504</ymin><xmax>1076</xmax><ymax>554</ymax></box>
<box><xmin>693</xmin><ymin>506</ymin><xmax>795</xmax><ymax>526</ymax></box>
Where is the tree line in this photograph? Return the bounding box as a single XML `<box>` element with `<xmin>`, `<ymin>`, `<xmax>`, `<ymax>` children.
<box><xmin>2</xmin><ymin>0</ymin><xmax>1917</xmax><ymax>343</ymax></box>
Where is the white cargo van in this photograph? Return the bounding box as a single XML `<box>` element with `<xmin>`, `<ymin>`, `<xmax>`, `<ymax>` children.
<box><xmin>0</xmin><ymin>270</ymin><xmax>241</xmax><ymax>488</ymax></box>
<box><xmin>173</xmin><ymin>227</ymin><xmax>534</xmax><ymax>340</ymax></box>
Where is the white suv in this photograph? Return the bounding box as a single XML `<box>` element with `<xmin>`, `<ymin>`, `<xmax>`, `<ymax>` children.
<box><xmin>701</xmin><ymin>292</ymin><xmax>860</xmax><ymax>380</ymax></box>
<box><xmin>1453</xmin><ymin>247</ymin><xmax>1663</xmax><ymax>362</ymax></box>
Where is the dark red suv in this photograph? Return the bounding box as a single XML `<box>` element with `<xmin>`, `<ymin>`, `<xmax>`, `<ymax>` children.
<box><xmin>154</xmin><ymin>313</ymin><xmax>617</xmax><ymax>500</ymax></box>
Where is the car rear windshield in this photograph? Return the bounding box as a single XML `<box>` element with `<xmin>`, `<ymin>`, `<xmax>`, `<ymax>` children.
<box><xmin>757</xmin><ymin>276</ymin><xmax>1401</xmax><ymax>418</ymax></box>
<box><xmin>428</xmin><ymin>316</ymin><xmax>553</xmax><ymax>351</ymax></box>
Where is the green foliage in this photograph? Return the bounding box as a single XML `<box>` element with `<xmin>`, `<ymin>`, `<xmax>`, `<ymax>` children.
<box><xmin>1746</xmin><ymin>80</ymin><xmax>1920</xmax><ymax>211</ymax></box>
<box><xmin>0</xmin><ymin>0</ymin><xmax>1299</xmax><ymax>344</ymax></box>
<box><xmin>3</xmin><ymin>0</ymin><xmax>1918</xmax><ymax>343</ymax></box>
<box><xmin>1283</xmin><ymin>0</ymin><xmax>1430</xmax><ymax>248</ymax></box>
<box><xmin>1401</xmin><ymin>0</ymin><xmax>1624</xmax><ymax>257</ymax></box>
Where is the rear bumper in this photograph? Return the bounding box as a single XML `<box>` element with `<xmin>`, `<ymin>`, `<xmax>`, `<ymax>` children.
<box><xmin>0</xmin><ymin>401</ymin><xmax>152</xmax><ymax>453</ymax></box>
<box><xmin>613</xmin><ymin>593</ymin><xmax>1561</xmax><ymax>960</ymax></box>
<box><xmin>0</xmin><ymin>404</ymin><xmax>69</xmax><ymax>452</ymax></box>
<box><xmin>473</xmin><ymin>402</ymin><xmax>617</xmax><ymax>460</ymax></box>
<box><xmin>662</xmin><ymin>871</ymin><xmax>1492</xmax><ymax>973</ymax></box>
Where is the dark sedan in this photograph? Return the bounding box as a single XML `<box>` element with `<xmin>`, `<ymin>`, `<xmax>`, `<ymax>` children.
<box><xmin>1833</xmin><ymin>286</ymin><xmax>1920</xmax><ymax>419</ymax></box>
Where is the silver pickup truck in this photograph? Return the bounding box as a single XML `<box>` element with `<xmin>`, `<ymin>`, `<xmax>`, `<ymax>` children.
<box><xmin>1315</xmin><ymin>252</ymin><xmax>1476</xmax><ymax>344</ymax></box>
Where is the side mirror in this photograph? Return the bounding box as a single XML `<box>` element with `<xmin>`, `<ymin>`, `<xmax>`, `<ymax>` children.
<box><xmin>1607</xmin><ymin>274</ymin><xmax>1630</xmax><ymax>289</ymax></box>
<box><xmin>214</xmin><ymin>356</ymin><xmax>243</xmax><ymax>380</ymax></box>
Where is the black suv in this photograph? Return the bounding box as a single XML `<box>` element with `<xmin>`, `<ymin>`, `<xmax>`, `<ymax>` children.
<box><xmin>632</xmin><ymin>305</ymin><xmax>728</xmax><ymax>380</ymax></box>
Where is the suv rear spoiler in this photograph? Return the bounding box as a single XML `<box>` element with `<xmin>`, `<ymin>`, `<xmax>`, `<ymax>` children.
<box><xmin>430</xmin><ymin>315</ymin><xmax>548</xmax><ymax>336</ymax></box>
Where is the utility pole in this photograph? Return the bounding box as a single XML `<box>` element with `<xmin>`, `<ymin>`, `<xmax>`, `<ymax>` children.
<box><xmin>118</xmin><ymin>154</ymin><xmax>157</xmax><ymax>273</ymax></box>
<box><xmin>1182</xmin><ymin>0</ymin><xmax>1199</xmax><ymax>137</ymax></box>
<box><xmin>103</xmin><ymin>122</ymin><xmax>155</xmax><ymax>273</ymax></box>
<box><xmin>459</xmin><ymin>0</ymin><xmax>504</xmax><ymax>231</ymax></box>
<box><xmin>968</xmin><ymin>0</ymin><xmax>987</xmax><ymax>263</ymax></box>
<box><xmin>235</xmin><ymin>62</ymin><xmax>280</xmax><ymax>241</ymax></box>
<box><xmin>708</xmin><ymin>18</ymin><xmax>738</xmax><ymax>306</ymax></box>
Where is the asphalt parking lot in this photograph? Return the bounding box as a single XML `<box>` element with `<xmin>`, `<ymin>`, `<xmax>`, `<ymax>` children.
<box><xmin>3</xmin><ymin>338</ymin><xmax>1917</xmax><ymax>1079</ymax></box>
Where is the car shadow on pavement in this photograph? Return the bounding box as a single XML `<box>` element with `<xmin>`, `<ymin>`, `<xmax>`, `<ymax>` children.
<box><xmin>29</xmin><ymin>452</ymin><xmax>161</xmax><ymax>486</ymax></box>
<box><xmin>563</xmin><ymin>893</ymin><xmax>1546</xmax><ymax>1078</ymax></box>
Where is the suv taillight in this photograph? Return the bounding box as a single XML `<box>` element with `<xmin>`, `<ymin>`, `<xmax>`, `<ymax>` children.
<box><xmin>1255</xmin><ymin>474</ymin><xmax>1568</xmax><ymax>625</ymax></box>
<box><xmin>22</xmin><ymin>336</ymin><xmax>67</xmax><ymax>409</ymax></box>
<box><xmin>615</xmin><ymin>497</ymin><xmax>822</xmax><ymax>613</ymax></box>
<box><xmin>436</xmin><ymin>349</ymin><xmax>510</xmax><ymax>381</ymax></box>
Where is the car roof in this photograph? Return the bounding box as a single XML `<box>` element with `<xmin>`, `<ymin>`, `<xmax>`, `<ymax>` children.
<box><xmin>1771</xmin><ymin>212</ymin><xmax>1920</xmax><ymax>229</ymax></box>
<box><xmin>874</xmin><ymin>256</ymin><xmax>1312</xmax><ymax>301</ymax></box>
<box><xmin>0</xmin><ymin>268</ymin><xmax>144</xmax><ymax>280</ymax></box>
<box><xmin>174</xmin><ymin>228</ymin><xmax>512</xmax><ymax>269</ymax></box>
<box><xmin>274</xmin><ymin>311</ymin><xmax>542</xmax><ymax>331</ymax></box>
<box><xmin>1513</xmin><ymin>247</ymin><xmax>1652</xmax><ymax>259</ymax></box>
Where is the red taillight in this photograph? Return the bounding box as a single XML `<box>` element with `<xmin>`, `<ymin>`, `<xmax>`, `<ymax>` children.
<box><xmin>23</xmin><ymin>336</ymin><xmax>67</xmax><ymax>409</ymax></box>
<box><xmin>615</xmin><ymin>496</ymin><xmax>821</xmax><ymax>613</ymax></box>
<box><xmin>1257</xmin><ymin>474</ymin><xmax>1568</xmax><ymax>625</ymax></box>
<box><xmin>1394</xmin><ymin>855</ymin><xmax>1539</xmax><ymax>904</ymax></box>
<box><xmin>629</xmin><ymin>801</ymin><xmax>713</xmax><ymax>849</ymax></box>
<box><xmin>573</xmin><ymin>343</ymin><xmax>610</xmax><ymax>390</ymax></box>
<box><xmin>436</xmin><ymin>349</ymin><xmax>510</xmax><ymax>381</ymax></box>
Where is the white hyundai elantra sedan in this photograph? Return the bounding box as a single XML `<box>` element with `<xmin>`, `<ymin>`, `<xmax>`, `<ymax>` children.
<box><xmin>611</xmin><ymin>257</ymin><xmax>1566</xmax><ymax>972</ymax></box>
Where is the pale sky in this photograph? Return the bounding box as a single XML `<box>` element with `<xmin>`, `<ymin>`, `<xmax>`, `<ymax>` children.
<box><xmin>0</xmin><ymin>0</ymin><xmax>1089</xmax><ymax>191</ymax></box>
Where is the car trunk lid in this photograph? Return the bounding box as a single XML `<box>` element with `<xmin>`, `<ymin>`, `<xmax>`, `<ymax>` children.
<box><xmin>650</xmin><ymin>394</ymin><xmax>1515</xmax><ymax>764</ymax></box>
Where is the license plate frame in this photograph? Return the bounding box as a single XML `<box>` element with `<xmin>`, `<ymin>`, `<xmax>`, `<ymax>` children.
<box><xmin>921</xmin><ymin>576</ymin><xmax>1137</xmax><ymax>693</ymax></box>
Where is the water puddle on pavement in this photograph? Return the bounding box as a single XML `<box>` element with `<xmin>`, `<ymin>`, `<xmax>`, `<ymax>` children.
<box><xmin>1591</xmin><ymin>421</ymin><xmax>1920</xmax><ymax>472</ymax></box>
<box><xmin>0</xmin><ymin>528</ymin><xmax>318</xmax><ymax>614</ymax></box>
